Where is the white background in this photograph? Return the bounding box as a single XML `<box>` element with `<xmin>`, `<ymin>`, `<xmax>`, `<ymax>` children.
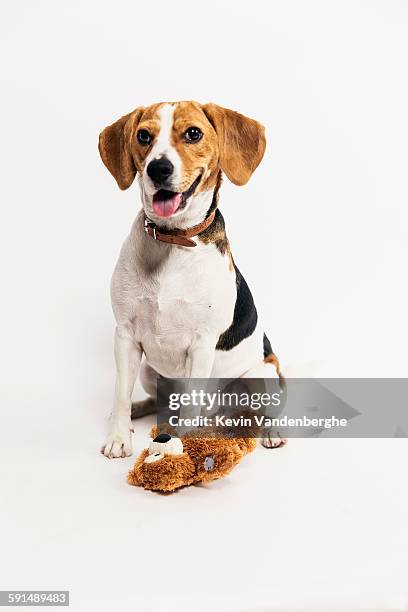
<box><xmin>1</xmin><ymin>1</ymin><xmax>408</xmax><ymax>610</ymax></box>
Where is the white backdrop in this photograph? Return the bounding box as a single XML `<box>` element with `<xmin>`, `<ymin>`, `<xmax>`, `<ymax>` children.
<box><xmin>1</xmin><ymin>2</ymin><xmax>407</xmax><ymax>611</ymax></box>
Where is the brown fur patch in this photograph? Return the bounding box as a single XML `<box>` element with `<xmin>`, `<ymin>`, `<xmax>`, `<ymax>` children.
<box><xmin>131</xmin><ymin>102</ymin><xmax>168</xmax><ymax>174</ymax></box>
<box><xmin>264</xmin><ymin>353</ymin><xmax>281</xmax><ymax>376</ymax></box>
<box><xmin>98</xmin><ymin>108</ymin><xmax>143</xmax><ymax>190</ymax></box>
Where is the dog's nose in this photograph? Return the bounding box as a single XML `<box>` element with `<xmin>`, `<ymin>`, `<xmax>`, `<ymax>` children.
<box><xmin>147</xmin><ymin>157</ymin><xmax>174</xmax><ymax>185</ymax></box>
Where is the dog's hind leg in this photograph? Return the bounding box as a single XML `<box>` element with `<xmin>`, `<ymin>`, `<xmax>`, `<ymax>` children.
<box><xmin>131</xmin><ymin>397</ymin><xmax>157</xmax><ymax>419</ymax></box>
<box><xmin>131</xmin><ymin>360</ymin><xmax>158</xmax><ymax>419</ymax></box>
<box><xmin>242</xmin><ymin>336</ymin><xmax>288</xmax><ymax>449</ymax></box>
<box><xmin>261</xmin><ymin>429</ymin><xmax>288</xmax><ymax>449</ymax></box>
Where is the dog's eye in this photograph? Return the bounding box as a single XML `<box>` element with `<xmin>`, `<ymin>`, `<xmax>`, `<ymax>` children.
<box><xmin>137</xmin><ymin>129</ymin><xmax>152</xmax><ymax>145</ymax></box>
<box><xmin>184</xmin><ymin>127</ymin><xmax>202</xmax><ymax>143</ymax></box>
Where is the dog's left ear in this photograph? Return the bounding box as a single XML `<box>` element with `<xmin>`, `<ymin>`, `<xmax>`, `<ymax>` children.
<box><xmin>98</xmin><ymin>107</ymin><xmax>144</xmax><ymax>190</ymax></box>
<box><xmin>202</xmin><ymin>103</ymin><xmax>266</xmax><ymax>186</ymax></box>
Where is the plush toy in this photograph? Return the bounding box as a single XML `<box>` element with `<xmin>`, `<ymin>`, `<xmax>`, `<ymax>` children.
<box><xmin>127</xmin><ymin>427</ymin><xmax>257</xmax><ymax>492</ymax></box>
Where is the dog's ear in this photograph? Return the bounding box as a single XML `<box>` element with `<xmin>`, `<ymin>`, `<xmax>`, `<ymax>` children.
<box><xmin>202</xmin><ymin>103</ymin><xmax>266</xmax><ymax>186</ymax></box>
<box><xmin>98</xmin><ymin>108</ymin><xmax>143</xmax><ymax>190</ymax></box>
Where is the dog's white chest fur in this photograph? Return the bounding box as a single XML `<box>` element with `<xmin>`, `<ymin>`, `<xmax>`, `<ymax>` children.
<box><xmin>111</xmin><ymin>213</ymin><xmax>236</xmax><ymax>378</ymax></box>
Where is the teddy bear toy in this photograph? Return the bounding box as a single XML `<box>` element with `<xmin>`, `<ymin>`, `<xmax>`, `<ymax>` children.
<box><xmin>127</xmin><ymin>428</ymin><xmax>257</xmax><ymax>492</ymax></box>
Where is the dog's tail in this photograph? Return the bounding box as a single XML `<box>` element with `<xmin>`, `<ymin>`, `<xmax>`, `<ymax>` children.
<box><xmin>263</xmin><ymin>332</ymin><xmax>281</xmax><ymax>376</ymax></box>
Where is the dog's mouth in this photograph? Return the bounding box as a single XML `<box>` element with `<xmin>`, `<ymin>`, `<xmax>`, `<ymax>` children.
<box><xmin>152</xmin><ymin>174</ymin><xmax>202</xmax><ymax>218</ymax></box>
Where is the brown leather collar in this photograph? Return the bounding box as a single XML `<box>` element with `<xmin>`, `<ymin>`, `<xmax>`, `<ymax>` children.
<box><xmin>144</xmin><ymin>208</ymin><xmax>217</xmax><ymax>248</ymax></box>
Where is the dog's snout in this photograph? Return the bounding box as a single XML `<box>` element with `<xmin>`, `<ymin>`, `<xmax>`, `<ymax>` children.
<box><xmin>147</xmin><ymin>157</ymin><xmax>174</xmax><ymax>185</ymax></box>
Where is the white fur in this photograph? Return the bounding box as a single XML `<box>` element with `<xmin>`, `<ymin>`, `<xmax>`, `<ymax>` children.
<box><xmin>142</xmin><ymin>104</ymin><xmax>181</xmax><ymax>198</ymax></box>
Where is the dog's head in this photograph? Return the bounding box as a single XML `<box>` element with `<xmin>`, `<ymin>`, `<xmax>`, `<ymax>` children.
<box><xmin>99</xmin><ymin>101</ymin><xmax>266</xmax><ymax>224</ymax></box>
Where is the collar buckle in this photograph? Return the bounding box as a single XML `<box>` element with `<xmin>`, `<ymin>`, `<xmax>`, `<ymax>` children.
<box><xmin>144</xmin><ymin>218</ymin><xmax>157</xmax><ymax>240</ymax></box>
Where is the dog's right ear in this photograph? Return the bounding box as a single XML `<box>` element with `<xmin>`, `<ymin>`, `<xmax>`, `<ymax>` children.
<box><xmin>98</xmin><ymin>108</ymin><xmax>144</xmax><ymax>190</ymax></box>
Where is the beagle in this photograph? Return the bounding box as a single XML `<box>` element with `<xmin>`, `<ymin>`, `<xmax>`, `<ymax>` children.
<box><xmin>98</xmin><ymin>101</ymin><xmax>284</xmax><ymax>458</ymax></box>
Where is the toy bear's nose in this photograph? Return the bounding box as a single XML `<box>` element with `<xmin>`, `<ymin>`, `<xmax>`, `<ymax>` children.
<box><xmin>153</xmin><ymin>433</ymin><xmax>171</xmax><ymax>443</ymax></box>
<box><xmin>148</xmin><ymin>434</ymin><xmax>183</xmax><ymax>457</ymax></box>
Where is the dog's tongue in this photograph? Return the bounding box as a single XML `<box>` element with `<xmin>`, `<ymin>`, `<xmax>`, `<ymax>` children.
<box><xmin>152</xmin><ymin>192</ymin><xmax>182</xmax><ymax>218</ymax></box>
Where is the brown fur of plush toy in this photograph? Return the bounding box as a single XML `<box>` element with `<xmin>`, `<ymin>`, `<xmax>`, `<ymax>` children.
<box><xmin>127</xmin><ymin>427</ymin><xmax>257</xmax><ymax>492</ymax></box>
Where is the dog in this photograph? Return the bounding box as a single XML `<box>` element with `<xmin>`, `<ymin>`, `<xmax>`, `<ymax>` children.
<box><xmin>98</xmin><ymin>101</ymin><xmax>285</xmax><ymax>458</ymax></box>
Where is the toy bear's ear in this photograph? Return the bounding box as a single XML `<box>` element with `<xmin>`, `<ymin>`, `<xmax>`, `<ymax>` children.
<box><xmin>201</xmin><ymin>103</ymin><xmax>266</xmax><ymax>186</ymax></box>
<box><xmin>98</xmin><ymin>107</ymin><xmax>144</xmax><ymax>190</ymax></box>
<box><xmin>149</xmin><ymin>426</ymin><xmax>159</xmax><ymax>439</ymax></box>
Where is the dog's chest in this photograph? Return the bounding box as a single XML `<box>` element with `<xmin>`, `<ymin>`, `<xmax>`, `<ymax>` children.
<box><xmin>138</xmin><ymin>270</ymin><xmax>218</xmax><ymax>334</ymax></box>
<box><xmin>115</xmin><ymin>241</ymin><xmax>236</xmax><ymax>376</ymax></box>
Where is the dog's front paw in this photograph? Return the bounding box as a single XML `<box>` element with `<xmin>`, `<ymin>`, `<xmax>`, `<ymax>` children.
<box><xmin>101</xmin><ymin>426</ymin><xmax>133</xmax><ymax>459</ymax></box>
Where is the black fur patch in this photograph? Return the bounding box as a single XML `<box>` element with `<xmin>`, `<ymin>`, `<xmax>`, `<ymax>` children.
<box><xmin>199</xmin><ymin>209</ymin><xmax>229</xmax><ymax>255</ymax></box>
<box><xmin>216</xmin><ymin>265</ymin><xmax>258</xmax><ymax>351</ymax></box>
<box><xmin>263</xmin><ymin>333</ymin><xmax>274</xmax><ymax>358</ymax></box>
<box><xmin>197</xmin><ymin>172</ymin><xmax>229</xmax><ymax>256</ymax></box>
